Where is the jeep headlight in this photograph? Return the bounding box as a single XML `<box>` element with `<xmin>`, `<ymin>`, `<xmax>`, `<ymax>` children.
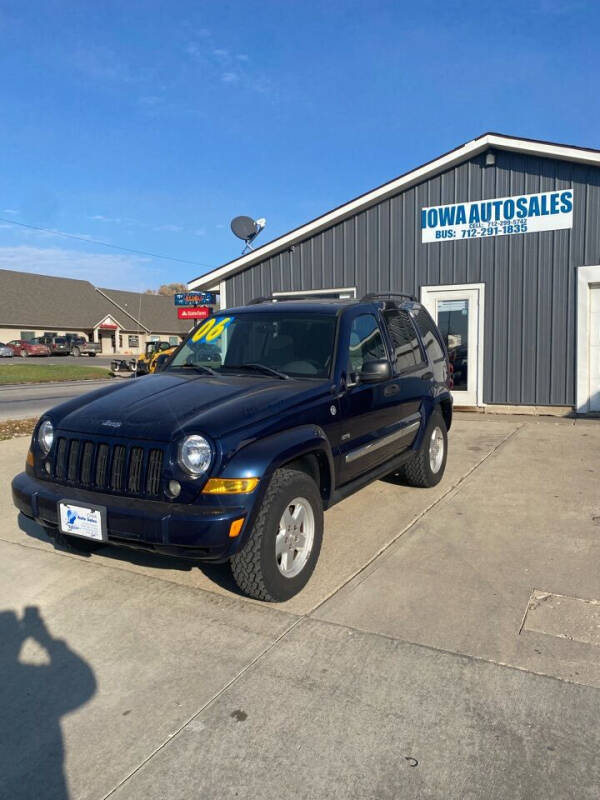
<box><xmin>37</xmin><ymin>419</ymin><xmax>54</xmax><ymax>455</ymax></box>
<box><xmin>178</xmin><ymin>435</ymin><xmax>212</xmax><ymax>476</ymax></box>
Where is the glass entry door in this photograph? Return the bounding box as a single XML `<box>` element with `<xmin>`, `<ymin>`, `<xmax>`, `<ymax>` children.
<box><xmin>421</xmin><ymin>284</ymin><xmax>484</xmax><ymax>406</ymax></box>
<box><xmin>590</xmin><ymin>285</ymin><xmax>600</xmax><ymax>412</ymax></box>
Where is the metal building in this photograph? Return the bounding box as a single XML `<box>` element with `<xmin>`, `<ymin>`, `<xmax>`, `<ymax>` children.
<box><xmin>189</xmin><ymin>133</ymin><xmax>600</xmax><ymax>414</ymax></box>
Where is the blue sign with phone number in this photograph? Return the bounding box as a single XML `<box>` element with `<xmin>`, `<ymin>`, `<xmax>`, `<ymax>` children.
<box><xmin>421</xmin><ymin>189</ymin><xmax>573</xmax><ymax>243</ymax></box>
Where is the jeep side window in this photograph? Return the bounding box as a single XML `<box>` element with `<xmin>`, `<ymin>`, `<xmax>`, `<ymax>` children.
<box><xmin>412</xmin><ymin>307</ymin><xmax>447</xmax><ymax>381</ymax></box>
<box><xmin>347</xmin><ymin>314</ymin><xmax>387</xmax><ymax>378</ymax></box>
<box><xmin>383</xmin><ymin>309</ymin><xmax>425</xmax><ymax>373</ymax></box>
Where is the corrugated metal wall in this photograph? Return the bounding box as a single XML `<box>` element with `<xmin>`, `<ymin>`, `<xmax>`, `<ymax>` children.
<box><xmin>226</xmin><ymin>150</ymin><xmax>600</xmax><ymax>406</ymax></box>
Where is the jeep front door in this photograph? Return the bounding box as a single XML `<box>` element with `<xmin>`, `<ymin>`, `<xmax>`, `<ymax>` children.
<box><xmin>336</xmin><ymin>312</ymin><xmax>404</xmax><ymax>484</ymax></box>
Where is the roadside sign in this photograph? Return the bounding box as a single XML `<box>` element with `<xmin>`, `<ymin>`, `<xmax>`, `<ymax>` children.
<box><xmin>174</xmin><ymin>291</ymin><xmax>215</xmax><ymax>306</ymax></box>
<box><xmin>178</xmin><ymin>306</ymin><xmax>211</xmax><ymax>320</ymax></box>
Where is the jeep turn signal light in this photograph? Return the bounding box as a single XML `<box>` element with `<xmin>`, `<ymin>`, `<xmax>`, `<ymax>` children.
<box><xmin>202</xmin><ymin>478</ymin><xmax>259</xmax><ymax>495</ymax></box>
<box><xmin>26</xmin><ymin>449</ymin><xmax>34</xmax><ymax>467</ymax></box>
<box><xmin>229</xmin><ymin>517</ymin><xmax>245</xmax><ymax>538</ymax></box>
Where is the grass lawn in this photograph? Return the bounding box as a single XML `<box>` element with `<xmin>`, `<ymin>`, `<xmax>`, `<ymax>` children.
<box><xmin>0</xmin><ymin>364</ymin><xmax>112</xmax><ymax>385</ymax></box>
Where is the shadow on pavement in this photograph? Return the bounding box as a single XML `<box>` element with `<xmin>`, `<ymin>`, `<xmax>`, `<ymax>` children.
<box><xmin>18</xmin><ymin>512</ymin><xmax>242</xmax><ymax>595</ymax></box>
<box><xmin>0</xmin><ymin>606</ymin><xmax>96</xmax><ymax>800</ymax></box>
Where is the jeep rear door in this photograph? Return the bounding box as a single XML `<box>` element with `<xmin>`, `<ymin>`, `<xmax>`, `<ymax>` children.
<box><xmin>380</xmin><ymin>305</ymin><xmax>433</xmax><ymax>430</ymax></box>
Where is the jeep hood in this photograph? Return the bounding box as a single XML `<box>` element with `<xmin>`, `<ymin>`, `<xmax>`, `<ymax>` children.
<box><xmin>54</xmin><ymin>372</ymin><xmax>331</xmax><ymax>441</ymax></box>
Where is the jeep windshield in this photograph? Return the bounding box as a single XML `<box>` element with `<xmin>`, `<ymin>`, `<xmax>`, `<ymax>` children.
<box><xmin>167</xmin><ymin>312</ymin><xmax>337</xmax><ymax>379</ymax></box>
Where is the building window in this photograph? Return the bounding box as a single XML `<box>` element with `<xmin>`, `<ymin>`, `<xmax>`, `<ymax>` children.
<box><xmin>383</xmin><ymin>309</ymin><xmax>425</xmax><ymax>372</ymax></box>
<box><xmin>128</xmin><ymin>335</ymin><xmax>139</xmax><ymax>348</ymax></box>
<box><xmin>20</xmin><ymin>331</ymin><xmax>35</xmax><ymax>341</ymax></box>
<box><xmin>169</xmin><ymin>336</ymin><xmax>179</xmax><ymax>346</ymax></box>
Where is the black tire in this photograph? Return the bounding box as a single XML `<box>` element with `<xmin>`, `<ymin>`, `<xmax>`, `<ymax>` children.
<box><xmin>398</xmin><ymin>410</ymin><xmax>448</xmax><ymax>488</ymax></box>
<box><xmin>72</xmin><ymin>347</ymin><xmax>80</xmax><ymax>357</ymax></box>
<box><xmin>89</xmin><ymin>352</ymin><xmax>96</xmax><ymax>357</ymax></box>
<box><xmin>231</xmin><ymin>468</ymin><xmax>323</xmax><ymax>602</ymax></box>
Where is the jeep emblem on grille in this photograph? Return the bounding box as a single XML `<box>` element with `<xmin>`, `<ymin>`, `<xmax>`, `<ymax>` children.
<box><xmin>101</xmin><ymin>420</ymin><xmax>122</xmax><ymax>428</ymax></box>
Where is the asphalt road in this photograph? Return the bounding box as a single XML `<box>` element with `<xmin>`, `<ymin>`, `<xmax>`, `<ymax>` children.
<box><xmin>0</xmin><ymin>354</ymin><xmax>115</xmax><ymax>367</ymax></box>
<box><xmin>0</xmin><ymin>379</ymin><xmax>115</xmax><ymax>421</ymax></box>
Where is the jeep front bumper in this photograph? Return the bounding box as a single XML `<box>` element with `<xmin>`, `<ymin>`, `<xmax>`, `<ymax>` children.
<box><xmin>12</xmin><ymin>472</ymin><xmax>250</xmax><ymax>561</ymax></box>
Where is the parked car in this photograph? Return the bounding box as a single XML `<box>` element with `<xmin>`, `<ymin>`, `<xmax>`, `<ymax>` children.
<box><xmin>37</xmin><ymin>335</ymin><xmax>71</xmax><ymax>355</ymax></box>
<box><xmin>64</xmin><ymin>334</ymin><xmax>101</xmax><ymax>357</ymax></box>
<box><xmin>12</xmin><ymin>293</ymin><xmax>452</xmax><ymax>601</ymax></box>
<box><xmin>0</xmin><ymin>342</ymin><xmax>14</xmax><ymax>358</ymax></box>
<box><xmin>6</xmin><ymin>339</ymin><xmax>51</xmax><ymax>357</ymax></box>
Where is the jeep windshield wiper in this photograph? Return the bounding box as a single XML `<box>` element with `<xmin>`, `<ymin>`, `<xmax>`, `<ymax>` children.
<box><xmin>175</xmin><ymin>363</ymin><xmax>217</xmax><ymax>376</ymax></box>
<box><xmin>227</xmin><ymin>363</ymin><xmax>290</xmax><ymax>380</ymax></box>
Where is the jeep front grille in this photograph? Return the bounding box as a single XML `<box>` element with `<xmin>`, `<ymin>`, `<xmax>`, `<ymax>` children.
<box><xmin>110</xmin><ymin>445</ymin><xmax>126</xmax><ymax>492</ymax></box>
<box><xmin>50</xmin><ymin>437</ymin><xmax>164</xmax><ymax>498</ymax></box>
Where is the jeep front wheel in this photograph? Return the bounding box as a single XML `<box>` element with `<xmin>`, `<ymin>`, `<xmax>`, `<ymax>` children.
<box><xmin>231</xmin><ymin>468</ymin><xmax>323</xmax><ymax>602</ymax></box>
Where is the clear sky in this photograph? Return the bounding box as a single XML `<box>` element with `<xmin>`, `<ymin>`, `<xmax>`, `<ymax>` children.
<box><xmin>0</xmin><ymin>0</ymin><xmax>597</xmax><ymax>291</ymax></box>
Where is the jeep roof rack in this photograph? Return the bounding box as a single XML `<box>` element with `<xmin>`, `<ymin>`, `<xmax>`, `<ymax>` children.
<box><xmin>360</xmin><ymin>292</ymin><xmax>417</xmax><ymax>303</ymax></box>
<box><xmin>246</xmin><ymin>293</ymin><xmax>357</xmax><ymax>305</ymax></box>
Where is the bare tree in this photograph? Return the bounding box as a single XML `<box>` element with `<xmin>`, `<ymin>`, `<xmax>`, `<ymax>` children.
<box><xmin>144</xmin><ymin>283</ymin><xmax>187</xmax><ymax>296</ymax></box>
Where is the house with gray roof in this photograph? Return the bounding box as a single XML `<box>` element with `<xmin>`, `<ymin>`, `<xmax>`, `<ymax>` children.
<box><xmin>0</xmin><ymin>269</ymin><xmax>191</xmax><ymax>355</ymax></box>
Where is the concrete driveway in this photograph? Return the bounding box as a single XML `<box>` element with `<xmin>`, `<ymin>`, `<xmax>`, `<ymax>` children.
<box><xmin>1</xmin><ymin>414</ymin><xmax>599</xmax><ymax>799</ymax></box>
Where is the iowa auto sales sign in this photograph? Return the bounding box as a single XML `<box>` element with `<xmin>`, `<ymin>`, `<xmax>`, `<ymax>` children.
<box><xmin>421</xmin><ymin>189</ymin><xmax>573</xmax><ymax>243</ymax></box>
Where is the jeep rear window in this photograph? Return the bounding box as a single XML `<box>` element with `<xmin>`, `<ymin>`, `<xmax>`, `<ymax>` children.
<box><xmin>169</xmin><ymin>312</ymin><xmax>337</xmax><ymax>378</ymax></box>
<box><xmin>382</xmin><ymin>309</ymin><xmax>425</xmax><ymax>372</ymax></box>
<box><xmin>412</xmin><ymin>307</ymin><xmax>446</xmax><ymax>365</ymax></box>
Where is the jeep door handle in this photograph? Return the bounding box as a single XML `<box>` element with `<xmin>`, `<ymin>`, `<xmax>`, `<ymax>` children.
<box><xmin>383</xmin><ymin>384</ymin><xmax>399</xmax><ymax>397</ymax></box>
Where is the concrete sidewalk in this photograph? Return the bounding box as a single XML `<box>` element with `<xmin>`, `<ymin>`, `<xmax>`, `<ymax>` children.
<box><xmin>315</xmin><ymin>415</ymin><xmax>600</xmax><ymax>687</ymax></box>
<box><xmin>0</xmin><ymin>414</ymin><xmax>599</xmax><ymax>799</ymax></box>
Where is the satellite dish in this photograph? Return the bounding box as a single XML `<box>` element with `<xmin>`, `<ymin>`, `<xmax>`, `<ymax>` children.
<box><xmin>230</xmin><ymin>215</ymin><xmax>266</xmax><ymax>254</ymax></box>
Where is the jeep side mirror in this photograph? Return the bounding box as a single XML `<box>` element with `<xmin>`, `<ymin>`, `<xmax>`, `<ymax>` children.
<box><xmin>359</xmin><ymin>359</ymin><xmax>391</xmax><ymax>383</ymax></box>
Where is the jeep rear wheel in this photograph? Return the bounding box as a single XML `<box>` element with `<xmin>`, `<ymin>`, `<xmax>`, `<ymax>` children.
<box><xmin>72</xmin><ymin>346</ymin><xmax>80</xmax><ymax>357</ymax></box>
<box><xmin>231</xmin><ymin>468</ymin><xmax>323</xmax><ymax>602</ymax></box>
<box><xmin>398</xmin><ymin>410</ymin><xmax>448</xmax><ymax>488</ymax></box>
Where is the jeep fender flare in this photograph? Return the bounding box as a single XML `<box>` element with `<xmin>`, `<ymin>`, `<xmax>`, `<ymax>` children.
<box><xmin>220</xmin><ymin>424</ymin><xmax>335</xmax><ymax>511</ymax></box>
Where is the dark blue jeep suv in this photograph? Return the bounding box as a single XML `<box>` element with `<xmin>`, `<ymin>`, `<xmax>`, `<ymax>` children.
<box><xmin>12</xmin><ymin>294</ymin><xmax>452</xmax><ymax>601</ymax></box>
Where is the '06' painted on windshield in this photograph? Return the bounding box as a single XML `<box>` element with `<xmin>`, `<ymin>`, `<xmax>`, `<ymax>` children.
<box><xmin>191</xmin><ymin>316</ymin><xmax>234</xmax><ymax>343</ymax></box>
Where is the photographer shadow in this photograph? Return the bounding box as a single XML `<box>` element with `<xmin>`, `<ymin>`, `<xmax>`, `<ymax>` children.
<box><xmin>0</xmin><ymin>606</ymin><xmax>96</xmax><ymax>800</ymax></box>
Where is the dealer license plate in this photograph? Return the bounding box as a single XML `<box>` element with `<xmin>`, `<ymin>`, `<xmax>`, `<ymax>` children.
<box><xmin>58</xmin><ymin>502</ymin><xmax>107</xmax><ymax>541</ymax></box>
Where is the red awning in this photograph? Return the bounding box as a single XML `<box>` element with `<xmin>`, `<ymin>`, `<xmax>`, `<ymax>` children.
<box><xmin>99</xmin><ymin>324</ymin><xmax>118</xmax><ymax>330</ymax></box>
